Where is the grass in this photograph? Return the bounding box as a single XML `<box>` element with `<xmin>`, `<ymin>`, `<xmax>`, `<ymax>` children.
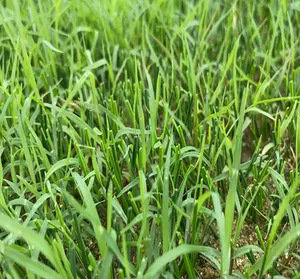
<box><xmin>0</xmin><ymin>0</ymin><xmax>300</xmax><ymax>278</ymax></box>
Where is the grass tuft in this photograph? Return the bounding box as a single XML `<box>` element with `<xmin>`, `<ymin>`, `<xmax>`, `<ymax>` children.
<box><xmin>0</xmin><ymin>0</ymin><xmax>299</xmax><ymax>278</ymax></box>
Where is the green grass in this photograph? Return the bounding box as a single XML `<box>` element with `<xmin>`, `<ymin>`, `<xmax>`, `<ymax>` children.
<box><xmin>0</xmin><ymin>0</ymin><xmax>300</xmax><ymax>278</ymax></box>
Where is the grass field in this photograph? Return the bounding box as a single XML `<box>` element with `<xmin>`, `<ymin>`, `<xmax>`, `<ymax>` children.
<box><xmin>0</xmin><ymin>0</ymin><xmax>300</xmax><ymax>278</ymax></box>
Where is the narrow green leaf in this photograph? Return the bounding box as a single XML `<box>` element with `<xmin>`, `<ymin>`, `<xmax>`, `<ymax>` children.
<box><xmin>42</xmin><ymin>40</ymin><xmax>63</xmax><ymax>53</ymax></box>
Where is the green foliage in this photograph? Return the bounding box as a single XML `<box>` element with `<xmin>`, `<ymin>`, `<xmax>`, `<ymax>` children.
<box><xmin>0</xmin><ymin>0</ymin><xmax>299</xmax><ymax>278</ymax></box>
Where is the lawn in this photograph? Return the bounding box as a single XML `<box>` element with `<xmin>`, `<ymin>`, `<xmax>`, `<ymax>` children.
<box><xmin>0</xmin><ymin>0</ymin><xmax>299</xmax><ymax>278</ymax></box>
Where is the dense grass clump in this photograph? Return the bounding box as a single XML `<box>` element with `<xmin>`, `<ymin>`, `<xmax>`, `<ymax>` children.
<box><xmin>0</xmin><ymin>0</ymin><xmax>299</xmax><ymax>278</ymax></box>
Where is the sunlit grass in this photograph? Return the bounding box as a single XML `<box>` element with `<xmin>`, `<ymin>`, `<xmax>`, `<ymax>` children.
<box><xmin>0</xmin><ymin>0</ymin><xmax>299</xmax><ymax>278</ymax></box>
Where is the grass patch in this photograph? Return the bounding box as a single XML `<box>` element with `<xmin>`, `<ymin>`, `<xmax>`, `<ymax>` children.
<box><xmin>0</xmin><ymin>0</ymin><xmax>299</xmax><ymax>278</ymax></box>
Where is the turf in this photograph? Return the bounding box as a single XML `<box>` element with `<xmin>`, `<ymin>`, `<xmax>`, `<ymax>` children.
<box><xmin>0</xmin><ymin>0</ymin><xmax>300</xmax><ymax>278</ymax></box>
